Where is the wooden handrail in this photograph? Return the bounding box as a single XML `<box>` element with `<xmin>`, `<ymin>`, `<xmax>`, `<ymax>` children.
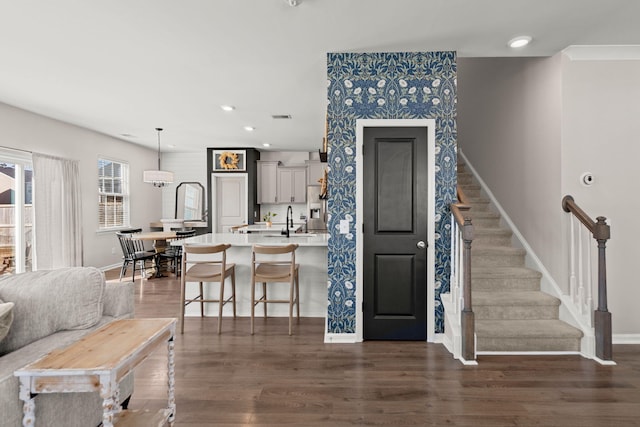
<box><xmin>562</xmin><ymin>195</ymin><xmax>612</xmax><ymax>361</ymax></box>
<box><xmin>450</xmin><ymin>185</ymin><xmax>475</xmax><ymax>362</ymax></box>
<box><xmin>562</xmin><ymin>196</ymin><xmax>611</xmax><ymax>241</ymax></box>
<box><xmin>456</xmin><ymin>185</ymin><xmax>471</xmax><ymax>206</ymax></box>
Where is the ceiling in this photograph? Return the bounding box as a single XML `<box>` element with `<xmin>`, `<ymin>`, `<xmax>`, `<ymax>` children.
<box><xmin>1</xmin><ymin>0</ymin><xmax>639</xmax><ymax>153</ymax></box>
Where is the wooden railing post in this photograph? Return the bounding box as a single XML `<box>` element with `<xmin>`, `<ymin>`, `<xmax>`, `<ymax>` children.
<box><xmin>460</xmin><ymin>217</ymin><xmax>475</xmax><ymax>362</ymax></box>
<box><xmin>451</xmin><ymin>185</ymin><xmax>475</xmax><ymax>363</ymax></box>
<box><xmin>594</xmin><ymin>216</ymin><xmax>612</xmax><ymax>361</ymax></box>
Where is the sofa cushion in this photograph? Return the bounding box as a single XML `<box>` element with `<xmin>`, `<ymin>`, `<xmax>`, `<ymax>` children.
<box><xmin>0</xmin><ymin>267</ymin><xmax>105</xmax><ymax>355</ymax></box>
<box><xmin>0</xmin><ymin>300</ymin><xmax>14</xmax><ymax>343</ymax></box>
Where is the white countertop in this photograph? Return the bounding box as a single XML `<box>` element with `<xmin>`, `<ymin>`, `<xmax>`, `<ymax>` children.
<box><xmin>173</xmin><ymin>232</ymin><xmax>329</xmax><ymax>247</ymax></box>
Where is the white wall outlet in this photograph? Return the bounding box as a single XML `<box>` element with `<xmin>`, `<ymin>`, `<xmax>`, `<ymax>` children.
<box><xmin>339</xmin><ymin>219</ymin><xmax>349</xmax><ymax>234</ymax></box>
<box><xmin>111</xmin><ymin>247</ymin><xmax>116</xmax><ymax>254</ymax></box>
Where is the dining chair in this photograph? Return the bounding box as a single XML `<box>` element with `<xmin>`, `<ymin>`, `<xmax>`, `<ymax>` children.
<box><xmin>180</xmin><ymin>243</ymin><xmax>236</xmax><ymax>334</ymax></box>
<box><xmin>116</xmin><ymin>231</ymin><xmax>157</xmax><ymax>282</ymax></box>
<box><xmin>119</xmin><ymin>228</ymin><xmax>155</xmax><ymax>255</ymax></box>
<box><xmin>159</xmin><ymin>229</ymin><xmax>196</xmax><ymax>276</ymax></box>
<box><xmin>229</xmin><ymin>224</ymin><xmax>248</xmax><ymax>233</ymax></box>
<box><xmin>250</xmin><ymin>243</ymin><xmax>300</xmax><ymax>335</ymax></box>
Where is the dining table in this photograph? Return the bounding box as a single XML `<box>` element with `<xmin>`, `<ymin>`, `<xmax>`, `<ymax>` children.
<box><xmin>132</xmin><ymin>231</ymin><xmax>177</xmax><ymax>278</ymax></box>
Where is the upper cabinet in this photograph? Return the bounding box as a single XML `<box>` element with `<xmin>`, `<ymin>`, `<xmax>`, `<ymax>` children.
<box><xmin>277</xmin><ymin>167</ymin><xmax>306</xmax><ymax>204</ymax></box>
<box><xmin>257</xmin><ymin>161</ymin><xmax>278</xmax><ymax>204</ymax></box>
<box><xmin>306</xmin><ymin>160</ymin><xmax>325</xmax><ymax>187</ymax></box>
<box><xmin>258</xmin><ymin>153</ymin><xmax>318</xmax><ymax>204</ymax></box>
<box><xmin>257</xmin><ymin>161</ymin><xmax>306</xmax><ymax>204</ymax></box>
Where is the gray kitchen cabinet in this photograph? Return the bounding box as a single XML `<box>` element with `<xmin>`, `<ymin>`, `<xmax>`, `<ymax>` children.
<box><xmin>277</xmin><ymin>167</ymin><xmax>307</xmax><ymax>204</ymax></box>
<box><xmin>257</xmin><ymin>160</ymin><xmax>279</xmax><ymax>204</ymax></box>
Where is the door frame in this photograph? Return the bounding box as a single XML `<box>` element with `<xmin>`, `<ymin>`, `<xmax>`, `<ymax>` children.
<box><xmin>355</xmin><ymin>119</ymin><xmax>436</xmax><ymax>342</ymax></box>
<box><xmin>211</xmin><ymin>173</ymin><xmax>248</xmax><ymax>233</ymax></box>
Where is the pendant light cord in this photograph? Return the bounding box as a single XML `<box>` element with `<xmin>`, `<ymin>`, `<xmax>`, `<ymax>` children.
<box><xmin>156</xmin><ymin>127</ymin><xmax>163</xmax><ymax>170</ymax></box>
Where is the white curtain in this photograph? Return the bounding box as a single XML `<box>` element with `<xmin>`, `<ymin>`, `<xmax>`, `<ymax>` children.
<box><xmin>32</xmin><ymin>153</ymin><xmax>83</xmax><ymax>269</ymax></box>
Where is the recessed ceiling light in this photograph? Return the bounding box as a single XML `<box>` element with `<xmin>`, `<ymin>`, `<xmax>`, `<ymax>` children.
<box><xmin>263</xmin><ymin>143</ymin><xmax>271</xmax><ymax>147</ymax></box>
<box><xmin>120</xmin><ymin>133</ymin><xmax>135</xmax><ymax>138</ymax></box>
<box><xmin>167</xmin><ymin>144</ymin><xmax>176</xmax><ymax>148</ymax></box>
<box><xmin>220</xmin><ymin>105</ymin><xmax>235</xmax><ymax>112</ymax></box>
<box><xmin>508</xmin><ymin>36</ymin><xmax>532</xmax><ymax>48</ymax></box>
<box><xmin>244</xmin><ymin>126</ymin><xmax>255</xmax><ymax>132</ymax></box>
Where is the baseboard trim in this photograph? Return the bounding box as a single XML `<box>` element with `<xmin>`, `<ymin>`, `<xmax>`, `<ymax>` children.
<box><xmin>100</xmin><ymin>263</ymin><xmax>121</xmax><ymax>272</ymax></box>
<box><xmin>433</xmin><ymin>332</ymin><xmax>445</xmax><ymax>344</ymax></box>
<box><xmin>324</xmin><ymin>333</ymin><xmax>358</xmax><ymax>344</ymax></box>
<box><xmin>613</xmin><ymin>334</ymin><xmax>640</xmax><ymax>344</ymax></box>
<box><xmin>593</xmin><ymin>357</ymin><xmax>617</xmax><ymax>366</ymax></box>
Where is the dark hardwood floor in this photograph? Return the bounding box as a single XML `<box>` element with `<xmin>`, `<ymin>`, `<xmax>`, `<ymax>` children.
<box><xmin>106</xmin><ymin>270</ymin><xmax>640</xmax><ymax>426</ymax></box>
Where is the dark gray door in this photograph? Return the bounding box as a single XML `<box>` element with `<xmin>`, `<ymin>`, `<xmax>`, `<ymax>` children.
<box><xmin>363</xmin><ymin>127</ymin><xmax>428</xmax><ymax>340</ymax></box>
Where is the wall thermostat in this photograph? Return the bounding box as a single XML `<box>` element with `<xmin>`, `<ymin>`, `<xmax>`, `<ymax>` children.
<box><xmin>580</xmin><ymin>172</ymin><xmax>594</xmax><ymax>187</ymax></box>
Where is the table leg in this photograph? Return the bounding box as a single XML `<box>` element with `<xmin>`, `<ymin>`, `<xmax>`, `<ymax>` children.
<box><xmin>154</xmin><ymin>253</ymin><xmax>165</xmax><ymax>278</ymax></box>
<box><xmin>167</xmin><ymin>336</ymin><xmax>176</xmax><ymax>423</ymax></box>
<box><xmin>18</xmin><ymin>377</ymin><xmax>35</xmax><ymax>427</ymax></box>
<box><xmin>153</xmin><ymin>239</ymin><xmax>168</xmax><ymax>278</ymax></box>
<box><xmin>100</xmin><ymin>376</ymin><xmax>118</xmax><ymax>427</ymax></box>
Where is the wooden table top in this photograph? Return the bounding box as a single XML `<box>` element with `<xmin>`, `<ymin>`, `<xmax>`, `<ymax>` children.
<box><xmin>16</xmin><ymin>318</ymin><xmax>176</xmax><ymax>373</ymax></box>
<box><xmin>132</xmin><ymin>231</ymin><xmax>177</xmax><ymax>241</ymax></box>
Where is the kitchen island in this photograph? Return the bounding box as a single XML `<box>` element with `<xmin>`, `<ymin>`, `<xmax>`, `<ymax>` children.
<box><xmin>172</xmin><ymin>233</ymin><xmax>328</xmax><ymax>319</ymax></box>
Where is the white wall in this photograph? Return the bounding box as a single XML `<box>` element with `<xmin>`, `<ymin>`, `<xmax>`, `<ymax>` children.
<box><xmin>560</xmin><ymin>53</ymin><xmax>640</xmax><ymax>335</ymax></box>
<box><xmin>457</xmin><ymin>56</ymin><xmax>565</xmax><ymax>283</ymax></box>
<box><xmin>160</xmin><ymin>151</ymin><xmax>209</xmax><ymax>219</ymax></box>
<box><xmin>0</xmin><ymin>102</ymin><xmax>161</xmax><ymax>269</ymax></box>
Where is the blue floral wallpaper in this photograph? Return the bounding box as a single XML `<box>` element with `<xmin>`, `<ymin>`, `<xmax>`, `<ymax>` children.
<box><xmin>326</xmin><ymin>52</ymin><xmax>457</xmax><ymax>335</ymax></box>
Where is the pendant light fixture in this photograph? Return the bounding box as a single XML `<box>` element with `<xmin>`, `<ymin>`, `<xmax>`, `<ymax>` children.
<box><xmin>143</xmin><ymin>127</ymin><xmax>174</xmax><ymax>187</ymax></box>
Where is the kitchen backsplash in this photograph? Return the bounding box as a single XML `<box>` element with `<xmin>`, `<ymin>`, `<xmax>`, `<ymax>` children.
<box><xmin>258</xmin><ymin>203</ymin><xmax>307</xmax><ymax>223</ymax></box>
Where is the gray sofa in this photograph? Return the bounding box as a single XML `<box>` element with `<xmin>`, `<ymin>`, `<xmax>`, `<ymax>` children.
<box><xmin>0</xmin><ymin>267</ymin><xmax>135</xmax><ymax>427</ymax></box>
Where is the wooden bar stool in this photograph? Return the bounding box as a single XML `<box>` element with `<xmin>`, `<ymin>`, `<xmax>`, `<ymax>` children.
<box><xmin>250</xmin><ymin>244</ymin><xmax>300</xmax><ymax>335</ymax></box>
<box><xmin>180</xmin><ymin>243</ymin><xmax>236</xmax><ymax>334</ymax></box>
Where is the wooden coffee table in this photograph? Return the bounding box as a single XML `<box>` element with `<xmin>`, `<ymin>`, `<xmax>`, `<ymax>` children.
<box><xmin>14</xmin><ymin>318</ymin><xmax>177</xmax><ymax>427</ymax></box>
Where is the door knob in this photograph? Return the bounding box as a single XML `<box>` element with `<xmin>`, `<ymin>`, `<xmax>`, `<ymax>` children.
<box><xmin>416</xmin><ymin>241</ymin><xmax>427</xmax><ymax>249</ymax></box>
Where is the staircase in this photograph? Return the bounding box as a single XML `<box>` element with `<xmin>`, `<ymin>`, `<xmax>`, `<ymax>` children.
<box><xmin>457</xmin><ymin>163</ymin><xmax>583</xmax><ymax>352</ymax></box>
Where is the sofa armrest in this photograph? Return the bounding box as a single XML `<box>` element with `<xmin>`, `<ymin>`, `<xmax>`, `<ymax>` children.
<box><xmin>103</xmin><ymin>281</ymin><xmax>134</xmax><ymax>319</ymax></box>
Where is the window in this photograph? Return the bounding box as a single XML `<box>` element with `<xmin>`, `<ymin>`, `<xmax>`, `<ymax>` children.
<box><xmin>98</xmin><ymin>158</ymin><xmax>129</xmax><ymax>229</ymax></box>
<box><xmin>0</xmin><ymin>148</ymin><xmax>33</xmax><ymax>275</ymax></box>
